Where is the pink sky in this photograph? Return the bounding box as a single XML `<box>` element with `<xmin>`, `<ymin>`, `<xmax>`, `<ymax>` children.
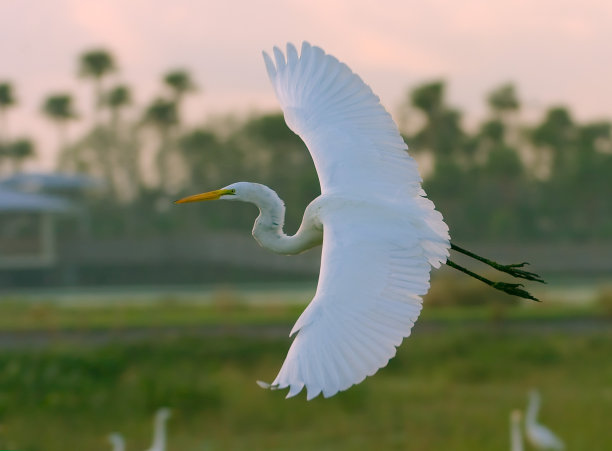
<box><xmin>2</xmin><ymin>0</ymin><xmax>611</xmax><ymax>169</ymax></box>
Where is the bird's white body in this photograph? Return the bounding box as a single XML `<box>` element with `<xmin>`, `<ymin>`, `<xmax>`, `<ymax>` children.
<box><xmin>525</xmin><ymin>390</ymin><xmax>565</xmax><ymax>450</ymax></box>
<box><xmin>108</xmin><ymin>432</ymin><xmax>125</xmax><ymax>451</ymax></box>
<box><xmin>145</xmin><ymin>407</ymin><xmax>171</xmax><ymax>451</ymax></box>
<box><xmin>257</xmin><ymin>42</ymin><xmax>448</xmax><ymax>399</ymax></box>
<box><xmin>180</xmin><ymin>42</ymin><xmax>449</xmax><ymax>399</ymax></box>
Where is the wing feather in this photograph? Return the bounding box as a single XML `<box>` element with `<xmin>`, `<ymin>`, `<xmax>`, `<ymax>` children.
<box><xmin>268</xmin><ymin>202</ymin><xmax>448</xmax><ymax>399</ymax></box>
<box><xmin>261</xmin><ymin>42</ymin><xmax>451</xmax><ymax>399</ymax></box>
<box><xmin>263</xmin><ymin>42</ymin><xmax>424</xmax><ymax>198</ymax></box>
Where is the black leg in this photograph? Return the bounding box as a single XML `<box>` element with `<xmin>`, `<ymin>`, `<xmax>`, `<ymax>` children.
<box><xmin>446</xmin><ymin>259</ymin><xmax>541</xmax><ymax>302</ymax></box>
<box><xmin>450</xmin><ymin>243</ymin><xmax>546</xmax><ymax>284</ymax></box>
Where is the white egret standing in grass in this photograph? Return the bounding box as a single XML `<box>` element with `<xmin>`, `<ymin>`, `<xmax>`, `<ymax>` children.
<box><xmin>175</xmin><ymin>42</ymin><xmax>544</xmax><ymax>399</ymax></box>
<box><xmin>145</xmin><ymin>407</ymin><xmax>171</xmax><ymax>451</ymax></box>
<box><xmin>510</xmin><ymin>410</ymin><xmax>524</xmax><ymax>451</ymax></box>
<box><xmin>108</xmin><ymin>432</ymin><xmax>125</xmax><ymax>451</ymax></box>
<box><xmin>525</xmin><ymin>390</ymin><xmax>565</xmax><ymax>450</ymax></box>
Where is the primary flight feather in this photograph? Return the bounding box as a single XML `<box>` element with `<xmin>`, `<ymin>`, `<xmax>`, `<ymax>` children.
<box><xmin>177</xmin><ymin>42</ymin><xmax>452</xmax><ymax>399</ymax></box>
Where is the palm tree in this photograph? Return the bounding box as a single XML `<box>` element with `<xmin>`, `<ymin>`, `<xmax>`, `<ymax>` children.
<box><xmin>163</xmin><ymin>70</ymin><xmax>197</xmax><ymax>126</ymax></box>
<box><xmin>105</xmin><ymin>84</ymin><xmax>131</xmax><ymax>128</ymax></box>
<box><xmin>164</xmin><ymin>69</ymin><xmax>197</xmax><ymax>104</ymax></box>
<box><xmin>104</xmin><ymin>84</ymin><xmax>142</xmax><ymax>200</ymax></box>
<box><xmin>487</xmin><ymin>83</ymin><xmax>520</xmax><ymax>117</ymax></box>
<box><xmin>0</xmin><ymin>82</ymin><xmax>16</xmax><ymax>144</ymax></box>
<box><xmin>41</xmin><ymin>93</ymin><xmax>78</xmax><ymax>150</ymax></box>
<box><xmin>143</xmin><ymin>98</ymin><xmax>178</xmax><ymax>131</ymax></box>
<box><xmin>532</xmin><ymin>106</ymin><xmax>575</xmax><ymax>175</ymax></box>
<box><xmin>408</xmin><ymin>81</ymin><xmax>465</xmax><ymax>162</ymax></box>
<box><xmin>143</xmin><ymin>98</ymin><xmax>178</xmax><ymax>193</ymax></box>
<box><xmin>6</xmin><ymin>138</ymin><xmax>35</xmax><ymax>173</ymax></box>
<box><xmin>78</xmin><ymin>49</ymin><xmax>116</xmax><ymax>120</ymax></box>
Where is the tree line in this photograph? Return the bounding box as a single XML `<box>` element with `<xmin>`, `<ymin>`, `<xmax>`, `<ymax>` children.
<box><xmin>0</xmin><ymin>48</ymin><xmax>610</xmax><ymax>243</ymax></box>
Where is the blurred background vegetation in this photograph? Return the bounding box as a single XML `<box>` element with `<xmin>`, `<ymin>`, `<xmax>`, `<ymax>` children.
<box><xmin>2</xmin><ymin>47</ymin><xmax>611</xmax><ymax>243</ymax></box>
<box><xmin>1</xmin><ymin>46</ymin><xmax>611</xmax><ymax>288</ymax></box>
<box><xmin>0</xmin><ymin>46</ymin><xmax>611</xmax><ymax>450</ymax></box>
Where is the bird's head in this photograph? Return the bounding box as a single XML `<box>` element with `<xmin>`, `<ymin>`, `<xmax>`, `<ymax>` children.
<box><xmin>156</xmin><ymin>407</ymin><xmax>172</xmax><ymax>421</ymax></box>
<box><xmin>108</xmin><ymin>433</ymin><xmax>124</xmax><ymax>445</ymax></box>
<box><xmin>174</xmin><ymin>183</ymin><xmax>243</xmax><ymax>204</ymax></box>
<box><xmin>174</xmin><ymin>182</ymin><xmax>275</xmax><ymax>205</ymax></box>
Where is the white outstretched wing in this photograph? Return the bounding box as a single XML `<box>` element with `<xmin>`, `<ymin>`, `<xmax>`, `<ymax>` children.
<box><xmin>271</xmin><ymin>202</ymin><xmax>448</xmax><ymax>399</ymax></box>
<box><xmin>262</xmin><ymin>43</ymin><xmax>450</xmax><ymax>398</ymax></box>
<box><xmin>263</xmin><ymin>42</ymin><xmax>423</xmax><ymax>199</ymax></box>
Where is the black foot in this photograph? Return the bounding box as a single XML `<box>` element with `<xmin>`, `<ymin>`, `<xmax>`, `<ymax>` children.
<box><xmin>447</xmin><ymin>259</ymin><xmax>542</xmax><ymax>302</ymax></box>
<box><xmin>492</xmin><ymin>281</ymin><xmax>541</xmax><ymax>302</ymax></box>
<box><xmin>490</xmin><ymin>261</ymin><xmax>546</xmax><ymax>284</ymax></box>
<box><xmin>450</xmin><ymin>243</ymin><xmax>546</xmax><ymax>284</ymax></box>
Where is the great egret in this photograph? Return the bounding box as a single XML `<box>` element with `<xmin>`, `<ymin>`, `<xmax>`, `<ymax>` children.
<box><xmin>108</xmin><ymin>432</ymin><xmax>125</xmax><ymax>451</ymax></box>
<box><xmin>524</xmin><ymin>390</ymin><xmax>565</xmax><ymax>450</ymax></box>
<box><xmin>510</xmin><ymin>410</ymin><xmax>524</xmax><ymax>451</ymax></box>
<box><xmin>175</xmin><ymin>42</ymin><xmax>543</xmax><ymax>399</ymax></box>
<box><xmin>145</xmin><ymin>407</ymin><xmax>171</xmax><ymax>451</ymax></box>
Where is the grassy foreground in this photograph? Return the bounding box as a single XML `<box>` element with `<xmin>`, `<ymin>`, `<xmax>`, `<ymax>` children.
<box><xmin>0</xmin><ymin>318</ymin><xmax>610</xmax><ymax>450</ymax></box>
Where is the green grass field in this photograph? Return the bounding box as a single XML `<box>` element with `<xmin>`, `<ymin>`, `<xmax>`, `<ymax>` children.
<box><xmin>0</xmin><ymin>283</ymin><xmax>610</xmax><ymax>450</ymax></box>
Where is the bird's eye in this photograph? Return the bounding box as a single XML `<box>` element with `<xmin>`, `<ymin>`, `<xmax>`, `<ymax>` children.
<box><xmin>229</xmin><ymin>189</ymin><xmax>236</xmax><ymax>194</ymax></box>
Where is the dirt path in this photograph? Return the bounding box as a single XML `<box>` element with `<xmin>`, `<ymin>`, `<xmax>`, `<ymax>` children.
<box><xmin>0</xmin><ymin>318</ymin><xmax>609</xmax><ymax>350</ymax></box>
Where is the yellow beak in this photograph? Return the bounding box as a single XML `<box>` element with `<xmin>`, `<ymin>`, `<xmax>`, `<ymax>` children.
<box><xmin>174</xmin><ymin>189</ymin><xmax>234</xmax><ymax>204</ymax></box>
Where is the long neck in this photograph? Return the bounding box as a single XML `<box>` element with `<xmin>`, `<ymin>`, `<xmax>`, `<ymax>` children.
<box><xmin>526</xmin><ymin>393</ymin><xmax>540</xmax><ymax>424</ymax></box>
<box><xmin>150</xmin><ymin>416</ymin><xmax>167</xmax><ymax>450</ymax></box>
<box><xmin>249</xmin><ymin>187</ymin><xmax>322</xmax><ymax>255</ymax></box>
<box><xmin>110</xmin><ymin>437</ymin><xmax>125</xmax><ymax>451</ymax></box>
<box><xmin>510</xmin><ymin>415</ymin><xmax>523</xmax><ymax>451</ymax></box>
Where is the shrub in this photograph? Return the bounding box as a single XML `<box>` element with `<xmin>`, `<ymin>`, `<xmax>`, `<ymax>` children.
<box><xmin>596</xmin><ymin>285</ymin><xmax>612</xmax><ymax>318</ymax></box>
<box><xmin>425</xmin><ymin>273</ymin><xmax>519</xmax><ymax>308</ymax></box>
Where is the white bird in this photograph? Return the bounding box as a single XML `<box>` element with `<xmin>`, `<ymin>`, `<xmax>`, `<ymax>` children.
<box><xmin>175</xmin><ymin>42</ymin><xmax>543</xmax><ymax>399</ymax></box>
<box><xmin>524</xmin><ymin>390</ymin><xmax>565</xmax><ymax>450</ymax></box>
<box><xmin>510</xmin><ymin>410</ymin><xmax>524</xmax><ymax>451</ymax></box>
<box><xmin>108</xmin><ymin>432</ymin><xmax>125</xmax><ymax>451</ymax></box>
<box><xmin>145</xmin><ymin>407</ymin><xmax>171</xmax><ymax>451</ymax></box>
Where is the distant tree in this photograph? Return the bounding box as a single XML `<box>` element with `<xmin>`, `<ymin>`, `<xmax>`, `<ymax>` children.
<box><xmin>105</xmin><ymin>84</ymin><xmax>131</xmax><ymax>127</ymax></box>
<box><xmin>102</xmin><ymin>84</ymin><xmax>143</xmax><ymax>201</ymax></box>
<box><xmin>143</xmin><ymin>98</ymin><xmax>179</xmax><ymax>193</ymax></box>
<box><xmin>164</xmin><ymin>70</ymin><xmax>197</xmax><ymax>103</ymax></box>
<box><xmin>144</xmin><ymin>98</ymin><xmax>178</xmax><ymax>129</ymax></box>
<box><xmin>0</xmin><ymin>82</ymin><xmax>16</xmax><ymax>144</ymax></box>
<box><xmin>41</xmin><ymin>93</ymin><xmax>78</xmax><ymax>150</ymax></box>
<box><xmin>487</xmin><ymin>83</ymin><xmax>520</xmax><ymax>117</ymax></box>
<box><xmin>531</xmin><ymin>106</ymin><xmax>576</xmax><ymax>175</ymax></box>
<box><xmin>408</xmin><ymin>81</ymin><xmax>465</xmax><ymax>161</ymax></box>
<box><xmin>411</xmin><ymin>81</ymin><xmax>444</xmax><ymax>116</ymax></box>
<box><xmin>6</xmin><ymin>138</ymin><xmax>35</xmax><ymax>172</ymax></box>
<box><xmin>567</xmin><ymin>121</ymin><xmax>612</xmax><ymax>239</ymax></box>
<box><xmin>79</xmin><ymin>49</ymin><xmax>116</xmax><ymax>119</ymax></box>
<box><xmin>163</xmin><ymin>69</ymin><xmax>197</xmax><ymax>126</ymax></box>
<box><xmin>179</xmin><ymin>128</ymin><xmax>221</xmax><ymax>185</ymax></box>
<box><xmin>479</xmin><ymin>119</ymin><xmax>505</xmax><ymax>144</ymax></box>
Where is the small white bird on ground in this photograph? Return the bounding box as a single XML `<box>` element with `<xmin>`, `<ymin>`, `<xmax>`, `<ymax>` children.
<box><xmin>175</xmin><ymin>42</ymin><xmax>544</xmax><ymax>399</ymax></box>
<box><xmin>524</xmin><ymin>390</ymin><xmax>565</xmax><ymax>450</ymax></box>
<box><xmin>145</xmin><ymin>407</ymin><xmax>172</xmax><ymax>451</ymax></box>
<box><xmin>108</xmin><ymin>432</ymin><xmax>125</xmax><ymax>451</ymax></box>
<box><xmin>510</xmin><ymin>410</ymin><xmax>524</xmax><ymax>451</ymax></box>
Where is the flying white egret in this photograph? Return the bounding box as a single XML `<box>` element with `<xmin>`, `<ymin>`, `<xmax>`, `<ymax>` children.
<box><xmin>108</xmin><ymin>432</ymin><xmax>125</xmax><ymax>451</ymax></box>
<box><xmin>510</xmin><ymin>410</ymin><xmax>524</xmax><ymax>451</ymax></box>
<box><xmin>524</xmin><ymin>390</ymin><xmax>565</xmax><ymax>450</ymax></box>
<box><xmin>145</xmin><ymin>407</ymin><xmax>171</xmax><ymax>451</ymax></box>
<box><xmin>175</xmin><ymin>42</ymin><xmax>543</xmax><ymax>399</ymax></box>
